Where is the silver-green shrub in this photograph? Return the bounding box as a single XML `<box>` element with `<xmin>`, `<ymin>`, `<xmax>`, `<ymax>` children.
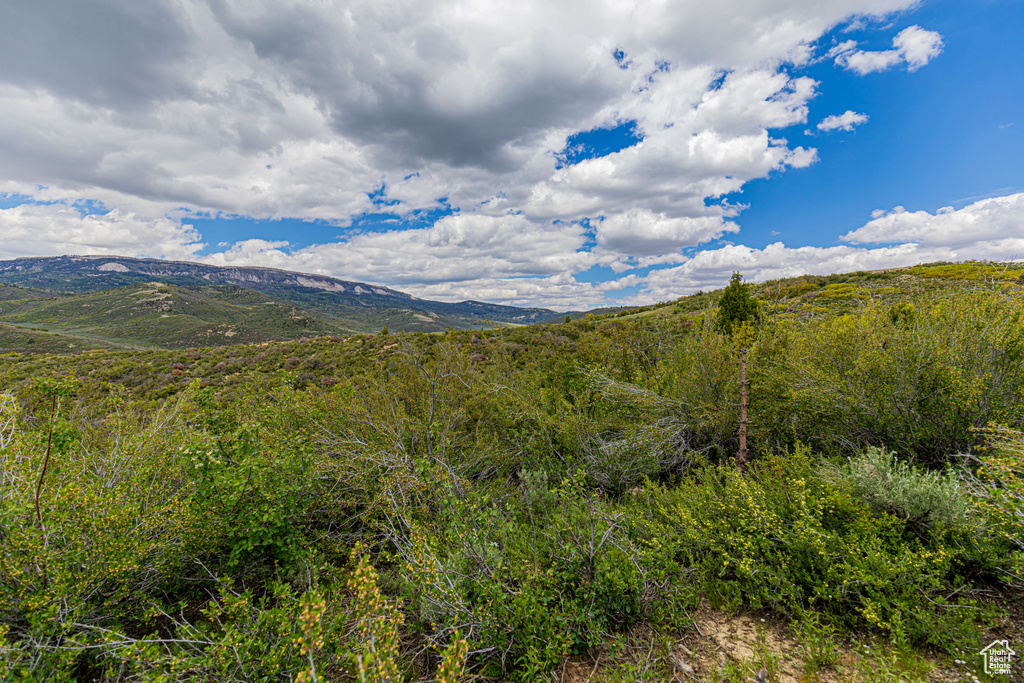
<box><xmin>823</xmin><ymin>447</ymin><xmax>976</xmax><ymax>533</ymax></box>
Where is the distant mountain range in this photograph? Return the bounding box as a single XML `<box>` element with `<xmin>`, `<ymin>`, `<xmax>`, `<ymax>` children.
<box><xmin>0</xmin><ymin>255</ymin><xmax>559</xmax><ymax>351</ymax></box>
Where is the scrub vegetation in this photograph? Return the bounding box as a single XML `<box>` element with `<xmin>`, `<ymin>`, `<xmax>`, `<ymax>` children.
<box><xmin>2</xmin><ymin>261</ymin><xmax>1024</xmax><ymax>681</ymax></box>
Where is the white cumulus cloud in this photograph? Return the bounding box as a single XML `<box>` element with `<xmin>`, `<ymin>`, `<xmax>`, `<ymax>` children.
<box><xmin>0</xmin><ymin>0</ymin><xmax>949</xmax><ymax>307</ymax></box>
<box><xmin>0</xmin><ymin>202</ymin><xmax>203</xmax><ymax>261</ymax></box>
<box><xmin>639</xmin><ymin>193</ymin><xmax>1024</xmax><ymax>302</ymax></box>
<box><xmin>817</xmin><ymin>110</ymin><xmax>869</xmax><ymax>132</ymax></box>
<box><xmin>595</xmin><ymin>209</ymin><xmax>737</xmax><ymax>256</ymax></box>
<box><xmin>832</xmin><ymin>25</ymin><xmax>944</xmax><ymax>75</ymax></box>
<box><xmin>201</xmin><ymin>212</ymin><xmax>594</xmax><ymax>289</ymax></box>
<box><xmin>841</xmin><ymin>193</ymin><xmax>1024</xmax><ymax>249</ymax></box>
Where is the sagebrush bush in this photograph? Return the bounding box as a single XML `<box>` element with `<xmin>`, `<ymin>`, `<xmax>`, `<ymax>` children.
<box><xmin>822</xmin><ymin>447</ymin><xmax>976</xmax><ymax>534</ymax></box>
<box><xmin>519</xmin><ymin>467</ymin><xmax>556</xmax><ymax>515</ymax></box>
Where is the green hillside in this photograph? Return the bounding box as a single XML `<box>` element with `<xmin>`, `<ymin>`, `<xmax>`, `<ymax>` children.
<box><xmin>0</xmin><ymin>256</ymin><xmax>557</xmax><ymax>337</ymax></box>
<box><xmin>0</xmin><ymin>283</ymin><xmax>58</xmax><ymax>302</ymax></box>
<box><xmin>0</xmin><ymin>322</ymin><xmax>124</xmax><ymax>354</ymax></box>
<box><xmin>589</xmin><ymin>260</ymin><xmax>1024</xmax><ymax>324</ymax></box>
<box><xmin>0</xmin><ymin>281</ymin><xmax>354</xmax><ymax>349</ymax></box>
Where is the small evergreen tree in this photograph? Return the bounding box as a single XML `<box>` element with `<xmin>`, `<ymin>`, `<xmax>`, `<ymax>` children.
<box><xmin>716</xmin><ymin>272</ymin><xmax>759</xmax><ymax>333</ymax></box>
<box><xmin>380</xmin><ymin>326</ymin><xmax>389</xmax><ymax>336</ymax></box>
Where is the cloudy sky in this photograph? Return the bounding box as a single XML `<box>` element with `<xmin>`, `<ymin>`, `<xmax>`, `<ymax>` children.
<box><xmin>1</xmin><ymin>0</ymin><xmax>1021</xmax><ymax>309</ymax></box>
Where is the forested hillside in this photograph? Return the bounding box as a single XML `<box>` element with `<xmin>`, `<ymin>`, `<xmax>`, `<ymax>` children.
<box><xmin>2</xmin><ymin>261</ymin><xmax>1023</xmax><ymax>681</ymax></box>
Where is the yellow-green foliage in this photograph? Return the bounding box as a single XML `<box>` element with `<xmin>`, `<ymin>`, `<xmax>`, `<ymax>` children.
<box><xmin>814</xmin><ymin>282</ymin><xmax>899</xmax><ymax>300</ymax></box>
<box><xmin>816</xmin><ymin>282</ymin><xmax>869</xmax><ymax>299</ymax></box>
<box><xmin>111</xmin><ymin>581</ymin><xmax>342</xmax><ymax>681</ymax></box>
<box><xmin>351</xmin><ymin>542</ymin><xmax>469</xmax><ymax>682</ymax></box>
<box><xmin>763</xmin><ymin>278</ymin><xmax>818</xmax><ymax>299</ymax></box>
<box><xmin>732</xmin><ymin>320</ymin><xmax>759</xmax><ymax>350</ymax></box>
<box><xmin>0</xmin><ymin>389</ymin><xmax>201</xmax><ymax>668</ymax></box>
<box><xmin>436</xmin><ymin>633</ymin><xmax>469</xmax><ymax>683</ymax></box>
<box><xmin>346</xmin><ymin>547</ymin><xmax>405</xmax><ymax>682</ymax></box>
<box><xmin>774</xmin><ymin>290</ymin><xmax>1024</xmax><ymax>463</ymax></box>
<box><xmin>293</xmin><ymin>590</ymin><xmax>328</xmax><ymax>683</ymax></box>
<box><xmin>908</xmin><ymin>262</ymin><xmax>1024</xmax><ymax>281</ymax></box>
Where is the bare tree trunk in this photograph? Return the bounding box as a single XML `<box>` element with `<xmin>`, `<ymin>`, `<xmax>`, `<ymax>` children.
<box><xmin>738</xmin><ymin>348</ymin><xmax>748</xmax><ymax>472</ymax></box>
<box><xmin>35</xmin><ymin>394</ymin><xmax>57</xmax><ymax>527</ymax></box>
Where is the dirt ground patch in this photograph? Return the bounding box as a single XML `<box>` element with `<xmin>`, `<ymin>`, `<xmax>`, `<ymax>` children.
<box><xmin>553</xmin><ymin>606</ymin><xmax>980</xmax><ymax>682</ymax></box>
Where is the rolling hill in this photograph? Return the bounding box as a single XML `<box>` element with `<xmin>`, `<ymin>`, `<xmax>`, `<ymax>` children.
<box><xmin>0</xmin><ymin>281</ymin><xmax>356</xmax><ymax>349</ymax></box>
<box><xmin>0</xmin><ymin>255</ymin><xmax>559</xmax><ymax>350</ymax></box>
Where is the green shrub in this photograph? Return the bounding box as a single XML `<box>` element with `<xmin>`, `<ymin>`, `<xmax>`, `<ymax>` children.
<box><xmin>822</xmin><ymin>447</ymin><xmax>976</xmax><ymax>535</ymax></box>
<box><xmin>397</xmin><ymin>477</ymin><xmax>671</xmax><ymax>680</ymax></box>
<box><xmin>0</xmin><ymin>387</ymin><xmax>205</xmax><ymax>678</ymax></box>
<box><xmin>181</xmin><ymin>426</ymin><xmax>313</xmax><ymax>573</ymax></box>
<box><xmin>519</xmin><ymin>467</ymin><xmax>557</xmax><ymax>515</ymax></box>
<box><xmin>639</xmin><ymin>447</ymin><xmax>982</xmax><ymax>648</ymax></box>
<box><xmin>777</xmin><ymin>290</ymin><xmax>1024</xmax><ymax>464</ymax></box>
<box><xmin>102</xmin><ymin>580</ymin><xmax>343</xmax><ymax>681</ymax></box>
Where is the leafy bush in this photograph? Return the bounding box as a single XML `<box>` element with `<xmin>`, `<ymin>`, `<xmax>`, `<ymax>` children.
<box><xmin>775</xmin><ymin>290</ymin><xmax>1024</xmax><ymax>464</ymax></box>
<box><xmin>181</xmin><ymin>426</ymin><xmax>313</xmax><ymax>572</ymax></box>
<box><xmin>640</xmin><ymin>447</ymin><xmax>982</xmax><ymax>648</ymax></box>
<box><xmin>0</xmin><ymin>388</ymin><xmax>205</xmax><ymax>678</ymax></box>
<box><xmin>101</xmin><ymin>580</ymin><xmax>344</xmax><ymax>681</ymax></box>
<box><xmin>396</xmin><ymin>475</ymin><xmax>681</xmax><ymax>680</ymax></box>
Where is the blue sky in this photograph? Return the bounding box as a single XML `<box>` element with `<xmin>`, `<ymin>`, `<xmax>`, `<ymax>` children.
<box><xmin>0</xmin><ymin>0</ymin><xmax>1022</xmax><ymax>309</ymax></box>
<box><xmin>729</xmin><ymin>0</ymin><xmax>1023</xmax><ymax>250</ymax></box>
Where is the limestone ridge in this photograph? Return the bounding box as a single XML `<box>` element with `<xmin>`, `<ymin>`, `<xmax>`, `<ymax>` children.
<box><xmin>0</xmin><ymin>255</ymin><xmax>411</xmax><ymax>299</ymax></box>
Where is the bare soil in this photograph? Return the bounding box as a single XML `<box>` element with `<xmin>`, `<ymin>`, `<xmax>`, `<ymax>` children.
<box><xmin>553</xmin><ymin>605</ymin><xmax>980</xmax><ymax>682</ymax></box>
